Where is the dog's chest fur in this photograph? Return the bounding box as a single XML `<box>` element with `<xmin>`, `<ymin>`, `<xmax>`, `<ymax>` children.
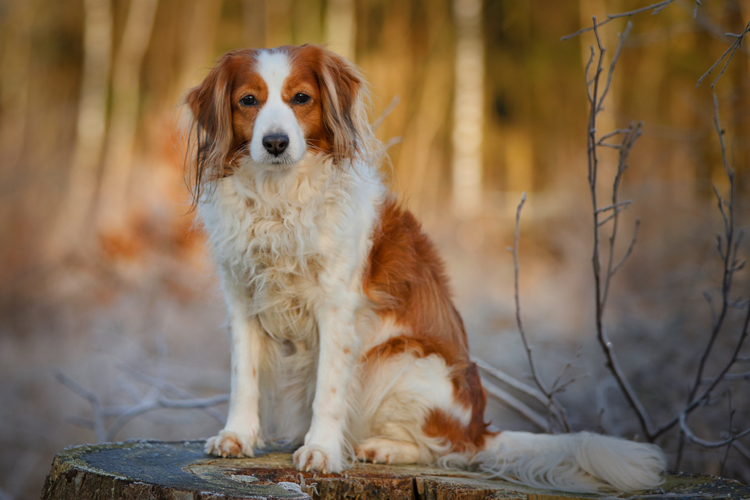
<box><xmin>199</xmin><ymin>156</ymin><xmax>382</xmax><ymax>342</ymax></box>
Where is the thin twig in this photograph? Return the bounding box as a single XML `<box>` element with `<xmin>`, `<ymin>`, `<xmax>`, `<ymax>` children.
<box><xmin>371</xmin><ymin>95</ymin><xmax>400</xmax><ymax>130</ymax></box>
<box><xmin>55</xmin><ymin>369</ymin><xmax>106</xmax><ymax>442</ymax></box>
<box><xmin>734</xmin><ymin>441</ymin><xmax>750</xmax><ymax>462</ymax></box>
<box><xmin>561</xmin><ymin>0</ymin><xmax>676</xmax><ymax>40</ymax></box>
<box><xmin>680</xmin><ymin>412</ymin><xmax>750</xmax><ymax>448</ymax></box>
<box><xmin>597</xmin><ymin>22</ymin><xmax>632</xmax><ymax>114</ymax></box>
<box><xmin>595</xmin><ymin>200</ymin><xmax>632</xmax><ymax>214</ymax></box>
<box><xmin>57</xmin><ymin>360</ymin><xmax>230</xmax><ymax>442</ymax></box>
<box><xmin>701</xmin><ymin>371</ymin><xmax>750</xmax><ymax>384</ymax></box>
<box><xmin>609</xmin><ymin>219</ymin><xmax>641</xmax><ymax>277</ymax></box>
<box><xmin>473</xmin><ymin>357</ymin><xmax>549</xmax><ymax>406</ymax></box>
<box><xmin>697</xmin><ymin>21</ymin><xmax>750</xmax><ymax>89</ymax></box>
<box><xmin>482</xmin><ymin>379</ymin><xmax>548</xmax><ymax>431</ymax></box>
<box><xmin>602</xmin><ymin>122</ymin><xmax>643</xmax><ymax>306</ymax></box>
<box><xmin>508</xmin><ymin>192</ymin><xmax>571</xmax><ymax>432</ymax></box>
<box><xmin>585</xmin><ymin>19</ymin><xmax>654</xmax><ymax>440</ymax></box>
<box><xmin>511</xmin><ymin>193</ymin><xmax>546</xmax><ymax>394</ymax></box>
<box><xmin>719</xmin><ymin>391</ymin><xmax>735</xmax><ymax>476</ymax></box>
<box><xmin>652</xmin><ymin>298</ymin><xmax>750</xmax><ymax>441</ymax></box>
<box><xmin>120</xmin><ymin>363</ymin><xmax>226</xmax><ymax>423</ymax></box>
<box><xmin>686</xmin><ymin>96</ymin><xmax>736</xmax><ymax>408</ymax></box>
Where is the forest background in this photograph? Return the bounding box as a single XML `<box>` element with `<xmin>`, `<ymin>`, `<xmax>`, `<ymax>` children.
<box><xmin>1</xmin><ymin>1</ymin><xmax>749</xmax><ymax>499</ymax></box>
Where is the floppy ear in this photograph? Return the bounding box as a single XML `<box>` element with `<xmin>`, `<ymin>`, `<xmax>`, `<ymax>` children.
<box><xmin>317</xmin><ymin>48</ymin><xmax>370</xmax><ymax>164</ymax></box>
<box><xmin>184</xmin><ymin>53</ymin><xmax>235</xmax><ymax>202</ymax></box>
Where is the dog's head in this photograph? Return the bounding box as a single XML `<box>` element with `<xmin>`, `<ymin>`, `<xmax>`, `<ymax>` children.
<box><xmin>184</xmin><ymin>44</ymin><xmax>369</xmax><ymax>199</ymax></box>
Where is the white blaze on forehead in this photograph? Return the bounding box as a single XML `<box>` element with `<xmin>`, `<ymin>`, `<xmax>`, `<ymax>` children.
<box><xmin>255</xmin><ymin>50</ymin><xmax>291</xmax><ymax>99</ymax></box>
<box><xmin>250</xmin><ymin>49</ymin><xmax>306</xmax><ymax>166</ymax></box>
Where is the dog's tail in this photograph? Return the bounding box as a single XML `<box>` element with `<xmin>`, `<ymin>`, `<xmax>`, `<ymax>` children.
<box><xmin>438</xmin><ymin>430</ymin><xmax>666</xmax><ymax>493</ymax></box>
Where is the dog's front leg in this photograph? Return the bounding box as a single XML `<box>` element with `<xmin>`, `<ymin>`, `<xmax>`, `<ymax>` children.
<box><xmin>205</xmin><ymin>307</ymin><xmax>265</xmax><ymax>458</ymax></box>
<box><xmin>293</xmin><ymin>300</ymin><xmax>358</xmax><ymax>474</ymax></box>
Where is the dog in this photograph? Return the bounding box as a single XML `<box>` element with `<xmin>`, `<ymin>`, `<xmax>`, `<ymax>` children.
<box><xmin>184</xmin><ymin>44</ymin><xmax>666</xmax><ymax>493</ymax></box>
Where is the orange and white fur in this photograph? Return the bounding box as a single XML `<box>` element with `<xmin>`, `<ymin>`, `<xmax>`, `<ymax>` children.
<box><xmin>184</xmin><ymin>44</ymin><xmax>666</xmax><ymax>493</ymax></box>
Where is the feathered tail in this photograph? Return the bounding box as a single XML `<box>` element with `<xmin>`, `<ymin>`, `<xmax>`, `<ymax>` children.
<box><xmin>438</xmin><ymin>431</ymin><xmax>666</xmax><ymax>493</ymax></box>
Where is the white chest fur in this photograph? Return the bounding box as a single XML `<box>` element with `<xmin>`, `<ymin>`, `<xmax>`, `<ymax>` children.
<box><xmin>198</xmin><ymin>154</ymin><xmax>384</xmax><ymax>341</ymax></box>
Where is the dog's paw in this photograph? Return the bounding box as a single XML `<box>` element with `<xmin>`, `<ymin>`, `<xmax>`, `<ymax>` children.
<box><xmin>205</xmin><ymin>429</ymin><xmax>263</xmax><ymax>458</ymax></box>
<box><xmin>355</xmin><ymin>437</ymin><xmax>420</xmax><ymax>465</ymax></box>
<box><xmin>293</xmin><ymin>444</ymin><xmax>342</xmax><ymax>474</ymax></box>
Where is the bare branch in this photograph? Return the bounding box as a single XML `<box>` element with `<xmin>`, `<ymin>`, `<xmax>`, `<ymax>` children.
<box><xmin>680</xmin><ymin>412</ymin><xmax>750</xmax><ymax>448</ymax></box>
<box><xmin>595</xmin><ymin>200</ymin><xmax>632</xmax><ymax>214</ymax></box>
<box><xmin>511</xmin><ymin>193</ymin><xmax>546</xmax><ymax>392</ymax></box>
<box><xmin>609</xmin><ymin>219</ymin><xmax>641</xmax><ymax>277</ymax></box>
<box><xmin>509</xmin><ymin>193</ymin><xmax>571</xmax><ymax>432</ymax></box>
<box><xmin>652</xmin><ymin>300</ymin><xmax>750</xmax><ymax>440</ymax></box>
<box><xmin>702</xmin><ymin>371</ymin><xmax>750</xmax><ymax>383</ymax></box>
<box><xmin>597</xmin><ymin>205</ymin><xmax>629</xmax><ymax>227</ymax></box>
<box><xmin>159</xmin><ymin>394</ymin><xmax>229</xmax><ymax>408</ymax></box>
<box><xmin>371</xmin><ymin>95</ymin><xmax>400</xmax><ymax>131</ymax></box>
<box><xmin>652</xmin><ymin>97</ymin><xmax>749</xmax><ymax>450</ymax></box>
<box><xmin>482</xmin><ymin>379</ymin><xmax>548</xmax><ymax>431</ymax></box>
<box><xmin>473</xmin><ymin>357</ymin><xmax>549</xmax><ymax>406</ymax></box>
<box><xmin>734</xmin><ymin>441</ymin><xmax>750</xmax><ymax>462</ymax></box>
<box><xmin>55</xmin><ymin>369</ymin><xmax>106</xmax><ymax>442</ymax></box>
<box><xmin>120</xmin><ymin>364</ymin><xmax>226</xmax><ymax>424</ymax></box>
<box><xmin>720</xmin><ymin>391</ymin><xmax>736</xmax><ymax>476</ymax></box>
<box><xmin>561</xmin><ymin>0</ymin><xmax>676</xmax><ymax>40</ymax></box>
<box><xmin>713</xmin><ymin>94</ymin><xmax>733</xmax><ymax>181</ymax></box>
<box><xmin>697</xmin><ymin>21</ymin><xmax>750</xmax><ymax>89</ymax></box>
<box><xmin>597</xmin><ymin>22</ymin><xmax>632</xmax><ymax>114</ymax></box>
<box><xmin>584</xmin><ymin>47</ymin><xmax>596</xmax><ymax>104</ymax></box>
<box><xmin>57</xmin><ymin>361</ymin><xmax>230</xmax><ymax>442</ymax></box>
<box><xmin>597</xmin><ymin>128</ymin><xmax>632</xmax><ymax>143</ymax></box>
<box><xmin>585</xmin><ymin>20</ymin><xmax>653</xmax><ymax>440</ymax></box>
<box><xmin>685</xmin><ymin>96</ymin><xmax>737</xmax><ymax>410</ymax></box>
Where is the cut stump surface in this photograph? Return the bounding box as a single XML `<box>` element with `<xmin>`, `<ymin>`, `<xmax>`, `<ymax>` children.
<box><xmin>40</xmin><ymin>440</ymin><xmax>750</xmax><ymax>499</ymax></box>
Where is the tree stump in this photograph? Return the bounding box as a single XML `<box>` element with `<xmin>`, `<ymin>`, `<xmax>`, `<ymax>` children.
<box><xmin>40</xmin><ymin>440</ymin><xmax>750</xmax><ymax>499</ymax></box>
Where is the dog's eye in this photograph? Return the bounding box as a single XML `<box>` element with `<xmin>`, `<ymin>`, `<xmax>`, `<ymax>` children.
<box><xmin>239</xmin><ymin>95</ymin><xmax>257</xmax><ymax>106</ymax></box>
<box><xmin>292</xmin><ymin>93</ymin><xmax>311</xmax><ymax>104</ymax></box>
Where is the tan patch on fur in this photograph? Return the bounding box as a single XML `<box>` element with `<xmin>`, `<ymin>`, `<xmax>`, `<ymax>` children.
<box><xmin>422</xmin><ymin>408</ymin><xmax>493</xmax><ymax>453</ymax></box>
<box><xmin>363</xmin><ymin>197</ymin><xmax>494</xmax><ymax>452</ymax></box>
<box><xmin>451</xmin><ymin>362</ymin><xmax>496</xmax><ymax>448</ymax></box>
<box><xmin>285</xmin><ymin>44</ymin><xmax>363</xmax><ymax>163</ymax></box>
<box><xmin>185</xmin><ymin>49</ymin><xmax>265</xmax><ymax>195</ymax></box>
<box><xmin>283</xmin><ymin>46</ymin><xmax>330</xmax><ymax>155</ymax></box>
<box><xmin>362</xmin><ymin>334</ymin><xmax>461</xmax><ymax>367</ymax></box>
<box><xmin>363</xmin><ymin>198</ymin><xmax>470</xmax><ymax>363</ymax></box>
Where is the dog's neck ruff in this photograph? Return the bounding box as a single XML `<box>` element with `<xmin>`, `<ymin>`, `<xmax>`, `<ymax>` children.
<box><xmin>198</xmin><ymin>153</ymin><xmax>382</xmax><ymax>323</ymax></box>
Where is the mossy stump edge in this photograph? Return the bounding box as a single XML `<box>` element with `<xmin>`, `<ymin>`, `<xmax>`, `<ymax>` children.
<box><xmin>39</xmin><ymin>440</ymin><xmax>750</xmax><ymax>499</ymax></box>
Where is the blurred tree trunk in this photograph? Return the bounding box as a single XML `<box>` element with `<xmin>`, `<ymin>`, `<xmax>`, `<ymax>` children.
<box><xmin>0</xmin><ymin>1</ymin><xmax>33</xmax><ymax>175</ymax></box>
<box><xmin>177</xmin><ymin>0</ymin><xmax>225</xmax><ymax>94</ymax></box>
<box><xmin>392</xmin><ymin>1</ymin><xmax>452</xmax><ymax>215</ymax></box>
<box><xmin>326</xmin><ymin>0</ymin><xmax>356</xmax><ymax>60</ymax></box>
<box><xmin>503</xmin><ymin>127</ymin><xmax>533</xmax><ymax>201</ymax></box>
<box><xmin>243</xmin><ymin>0</ymin><xmax>266</xmax><ymax>48</ymax></box>
<box><xmin>50</xmin><ymin>0</ymin><xmax>112</xmax><ymax>255</ymax></box>
<box><xmin>293</xmin><ymin>0</ymin><xmax>324</xmax><ymax>46</ymax></box>
<box><xmin>96</xmin><ymin>0</ymin><xmax>160</xmax><ymax>233</ymax></box>
<box><xmin>266</xmin><ymin>0</ymin><xmax>292</xmax><ymax>48</ymax></box>
<box><xmin>452</xmin><ymin>0</ymin><xmax>484</xmax><ymax>216</ymax></box>
<box><xmin>0</xmin><ymin>1</ymin><xmax>34</xmax><ymax>277</ymax></box>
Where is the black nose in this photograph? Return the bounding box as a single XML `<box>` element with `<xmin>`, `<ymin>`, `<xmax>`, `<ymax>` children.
<box><xmin>263</xmin><ymin>134</ymin><xmax>289</xmax><ymax>156</ymax></box>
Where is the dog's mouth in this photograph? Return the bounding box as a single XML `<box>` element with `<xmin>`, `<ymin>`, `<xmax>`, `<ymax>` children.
<box><xmin>247</xmin><ymin>152</ymin><xmax>299</xmax><ymax>170</ymax></box>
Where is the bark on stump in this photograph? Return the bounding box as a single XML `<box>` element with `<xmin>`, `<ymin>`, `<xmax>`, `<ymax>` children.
<box><xmin>40</xmin><ymin>440</ymin><xmax>750</xmax><ymax>499</ymax></box>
